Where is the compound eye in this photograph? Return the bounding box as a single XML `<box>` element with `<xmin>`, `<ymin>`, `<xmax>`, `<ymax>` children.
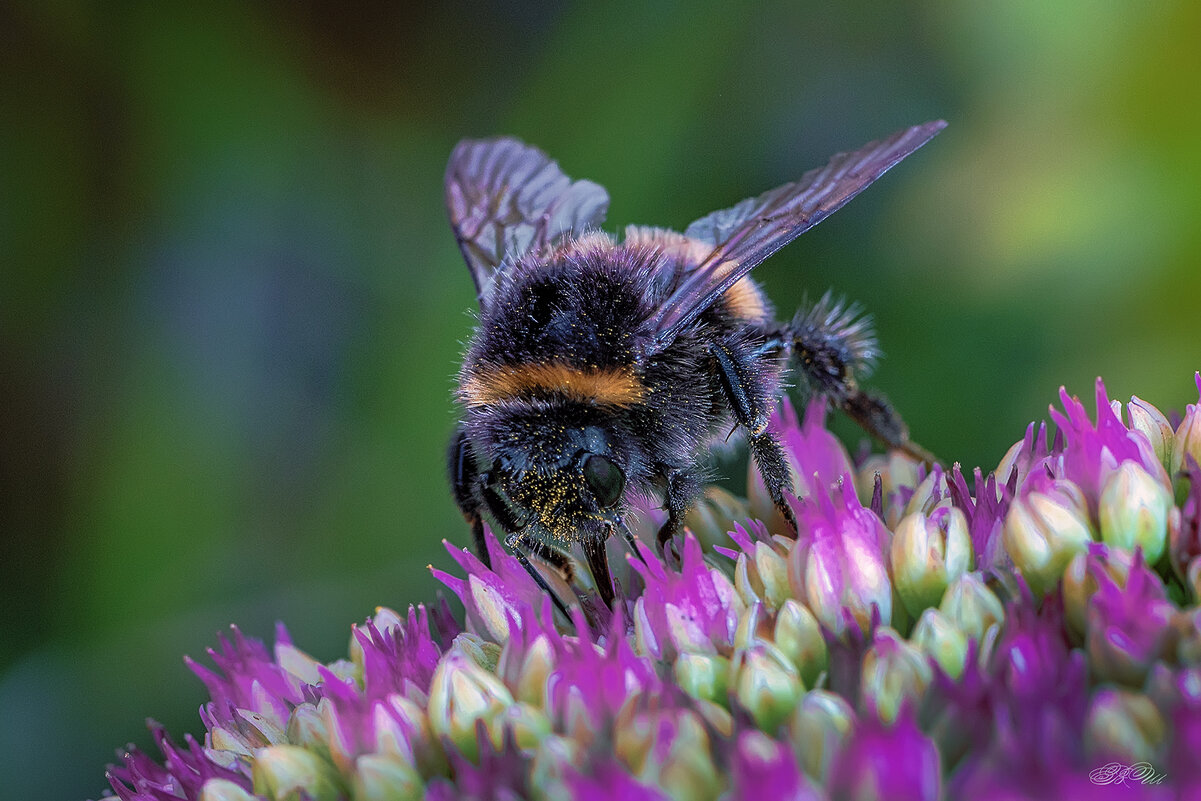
<box><xmin>582</xmin><ymin>454</ymin><xmax>625</xmax><ymax>508</ymax></box>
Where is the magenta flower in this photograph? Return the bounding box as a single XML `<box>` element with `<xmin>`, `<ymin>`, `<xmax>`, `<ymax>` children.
<box><xmin>1086</xmin><ymin>551</ymin><xmax>1175</xmax><ymax>687</ymax></box>
<box><xmin>827</xmin><ymin>711</ymin><xmax>942</xmax><ymax>801</ymax></box>
<box><xmin>789</xmin><ymin>478</ymin><xmax>893</xmax><ymax>638</ymax></box>
<box><xmin>1046</xmin><ymin>378</ymin><xmax>1170</xmax><ymax>513</ymax></box>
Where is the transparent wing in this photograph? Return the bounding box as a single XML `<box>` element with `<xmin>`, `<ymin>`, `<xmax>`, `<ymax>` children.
<box><xmin>648</xmin><ymin>121</ymin><xmax>946</xmax><ymax>350</ymax></box>
<box><xmin>445</xmin><ymin>137</ymin><xmax>610</xmax><ymax>307</ymax></box>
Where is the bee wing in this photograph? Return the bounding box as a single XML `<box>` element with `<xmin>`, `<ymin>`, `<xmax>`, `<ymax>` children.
<box><xmin>446</xmin><ymin>137</ymin><xmax>610</xmax><ymax>307</ymax></box>
<box><xmin>648</xmin><ymin>121</ymin><xmax>946</xmax><ymax>351</ymax></box>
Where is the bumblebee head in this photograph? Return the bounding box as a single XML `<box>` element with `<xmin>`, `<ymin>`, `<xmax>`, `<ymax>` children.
<box><xmin>473</xmin><ymin>410</ymin><xmax>630</xmax><ymax>541</ymax></box>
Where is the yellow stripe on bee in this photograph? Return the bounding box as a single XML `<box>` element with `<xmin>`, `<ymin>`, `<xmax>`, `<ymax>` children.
<box><xmin>624</xmin><ymin>226</ymin><xmax>768</xmax><ymax>322</ymax></box>
<box><xmin>461</xmin><ymin>362</ymin><xmax>646</xmax><ymax>407</ymax></box>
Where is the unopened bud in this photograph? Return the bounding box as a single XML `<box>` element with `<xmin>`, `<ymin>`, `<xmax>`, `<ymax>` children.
<box><xmin>1171</xmin><ymin>374</ymin><xmax>1201</xmax><ymax>477</ymax></box>
<box><xmin>938</xmin><ymin>573</ymin><xmax>1005</xmax><ymax>644</ymax></box>
<box><xmin>733</xmin><ymin>643</ymin><xmax>804</xmax><ymax>731</ymax></box>
<box><xmin>617</xmin><ymin>710</ymin><xmax>718</xmax><ymax>801</ymax></box>
<box><xmin>674</xmin><ymin>651</ymin><xmax>731</xmax><ymax>704</ymax></box>
<box><xmin>685</xmin><ymin>486</ymin><xmax>750</xmax><ymax>551</ymax></box>
<box><xmin>352</xmin><ymin>754</ymin><xmax>424</xmax><ymax>801</ymax></box>
<box><xmin>1128</xmin><ymin>396</ymin><xmax>1175</xmax><ymax>472</ymax></box>
<box><xmin>200</xmin><ymin>779</ymin><xmax>259</xmax><ymax>801</ymax></box>
<box><xmin>427</xmin><ymin>651</ymin><xmax>514</xmax><ymax>762</ymax></box>
<box><xmin>860</xmin><ymin>627</ymin><xmax>933</xmax><ymax>724</ymax></box>
<box><xmin>513</xmin><ymin>635</ymin><xmax>554</xmax><ymax>707</ymax></box>
<box><xmin>773</xmin><ymin>598</ymin><xmax>828</xmax><ymax>688</ymax></box>
<box><xmin>1003</xmin><ymin>480</ymin><xmax>1093</xmax><ymax>596</ymax></box>
<box><xmin>891</xmin><ymin>507</ymin><xmax>972</xmax><ymax>618</ymax></box>
<box><xmin>1084</xmin><ymin>687</ymin><xmax>1166</xmax><ymax>765</ymax></box>
<box><xmin>788</xmin><ymin>689</ymin><xmax>855</xmax><ymax>783</ymax></box>
<box><xmin>252</xmin><ymin>745</ymin><xmax>342</xmax><ymax>801</ymax></box>
<box><xmin>1099</xmin><ymin>461</ymin><xmax>1171</xmax><ymax>565</ymax></box>
<box><xmin>910</xmin><ymin>608</ymin><xmax>969</xmax><ymax>679</ymax></box>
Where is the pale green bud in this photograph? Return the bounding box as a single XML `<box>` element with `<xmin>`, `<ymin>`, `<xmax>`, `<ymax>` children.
<box><xmin>370</xmin><ymin>695</ymin><xmax>443</xmax><ymax>777</ymax></box>
<box><xmin>860</xmin><ymin>627</ymin><xmax>933</xmax><ymax>724</ymax></box>
<box><xmin>674</xmin><ymin>651</ymin><xmax>731</xmax><ymax>704</ymax></box>
<box><xmin>252</xmin><ymin>745</ymin><xmax>343</xmax><ymax>801</ymax></box>
<box><xmin>733</xmin><ymin>601</ymin><xmax>769</xmax><ymax>650</ymax></box>
<box><xmin>488</xmin><ymin>702</ymin><xmax>551</xmax><ymax>751</ymax></box>
<box><xmin>754</xmin><ymin>541</ymin><xmax>792</xmax><ymax>609</ymax></box>
<box><xmin>1084</xmin><ymin>688</ymin><xmax>1166</xmax><ymax>765</ymax></box>
<box><xmin>891</xmin><ymin>507</ymin><xmax>972</xmax><ymax>618</ymax></box>
<box><xmin>451</xmin><ymin>632</ymin><xmax>502</xmax><ymax>673</ymax></box>
<box><xmin>351</xmin><ymin>754</ymin><xmax>424</xmax><ymax>801</ymax></box>
<box><xmin>938</xmin><ymin>572</ymin><xmax>1005</xmax><ymax>644</ymax></box>
<box><xmin>1099</xmin><ymin>461</ymin><xmax>1171</xmax><ymax>564</ymax></box>
<box><xmin>426</xmin><ymin>651</ymin><xmax>515</xmax><ymax>762</ymax></box>
<box><xmin>211</xmin><ymin>706</ymin><xmax>289</xmax><ymax>757</ymax></box>
<box><xmin>787</xmin><ymin>689</ymin><xmax>855</xmax><ymax>783</ymax></box>
<box><xmin>773</xmin><ymin>598</ymin><xmax>828</xmax><ymax>688</ymax></box>
<box><xmin>512</xmin><ymin>634</ymin><xmax>554</xmax><ymax>706</ymax></box>
<box><xmin>910</xmin><ymin>608</ymin><xmax>969</xmax><ymax>679</ymax></box>
<box><xmin>734</xmin><ymin>552</ymin><xmax>764</xmax><ymax>608</ymax></box>
<box><xmin>616</xmin><ymin>710</ymin><xmax>718</xmax><ymax>801</ymax></box>
<box><xmin>469</xmin><ymin>574</ymin><xmax>522</xmax><ymax>643</ymax></box>
<box><xmin>285</xmin><ymin>703</ymin><xmax>329</xmax><ymax>757</ymax></box>
<box><xmin>1171</xmin><ymin>382</ymin><xmax>1201</xmax><ymax>477</ymax></box>
<box><xmin>685</xmin><ymin>485</ymin><xmax>750</xmax><ymax>551</ymax></box>
<box><xmin>200</xmin><ymin>779</ymin><xmax>259</xmax><ymax>801</ymax></box>
<box><xmin>1003</xmin><ymin>480</ymin><xmax>1094</xmax><ymax>596</ymax></box>
<box><xmin>857</xmin><ymin>452</ymin><xmax>923</xmax><ymax>527</ymax></box>
<box><xmin>995</xmin><ymin>438</ymin><xmax>1026</xmax><ymax>488</ymax></box>
<box><xmin>276</xmin><ymin>642</ymin><xmax>324</xmax><ymax>688</ymax></box>
<box><xmin>693</xmin><ymin>697</ymin><xmax>734</xmax><ymax>739</ymax></box>
<box><xmin>903</xmin><ymin>467</ymin><xmax>951</xmax><ymax>518</ymax></box>
<box><xmin>1128</xmin><ymin>396</ymin><xmax>1175</xmax><ymax>472</ymax></box>
<box><xmin>733</xmin><ymin>643</ymin><xmax>804</xmax><ymax>731</ymax></box>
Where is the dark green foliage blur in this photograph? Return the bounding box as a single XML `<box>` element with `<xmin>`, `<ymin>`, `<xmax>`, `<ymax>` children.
<box><xmin>2</xmin><ymin>1</ymin><xmax>1199</xmax><ymax>797</ymax></box>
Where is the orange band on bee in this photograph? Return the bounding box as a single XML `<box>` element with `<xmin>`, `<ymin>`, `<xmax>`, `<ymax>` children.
<box><xmin>461</xmin><ymin>362</ymin><xmax>646</xmax><ymax>407</ymax></box>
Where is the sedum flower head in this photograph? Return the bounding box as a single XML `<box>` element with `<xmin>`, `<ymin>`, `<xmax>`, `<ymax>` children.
<box><xmin>98</xmin><ymin>374</ymin><xmax>1201</xmax><ymax>800</ymax></box>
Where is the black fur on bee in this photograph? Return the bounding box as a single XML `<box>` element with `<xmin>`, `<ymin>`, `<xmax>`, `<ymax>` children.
<box><xmin>444</xmin><ymin>123</ymin><xmax>945</xmax><ymax>615</ymax></box>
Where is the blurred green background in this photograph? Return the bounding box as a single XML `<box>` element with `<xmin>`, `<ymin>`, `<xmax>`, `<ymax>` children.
<box><xmin>2</xmin><ymin>1</ymin><xmax>1199</xmax><ymax>797</ymax></box>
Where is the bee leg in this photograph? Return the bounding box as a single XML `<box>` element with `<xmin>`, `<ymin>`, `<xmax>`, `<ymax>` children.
<box><xmin>840</xmin><ymin>387</ymin><xmax>939</xmax><ymax>466</ymax></box>
<box><xmin>582</xmin><ymin>532</ymin><xmax>616</xmax><ymax>609</ymax></box>
<box><xmin>711</xmin><ymin>340</ymin><xmax>799</xmax><ymax>534</ymax></box>
<box><xmin>656</xmin><ymin>468</ymin><xmax>702</xmax><ymax>563</ymax></box>
<box><xmin>505</xmin><ymin>533</ymin><xmax>574</xmax><ymax>622</ymax></box>
<box><xmin>448</xmin><ymin>427</ymin><xmax>491</xmax><ymax>568</ymax></box>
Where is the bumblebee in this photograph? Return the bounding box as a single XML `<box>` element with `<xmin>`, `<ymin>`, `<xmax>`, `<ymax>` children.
<box><xmin>445</xmin><ymin>121</ymin><xmax>945</xmax><ymax>611</ymax></box>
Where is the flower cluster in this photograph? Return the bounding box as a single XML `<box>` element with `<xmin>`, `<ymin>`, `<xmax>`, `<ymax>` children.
<box><xmin>101</xmin><ymin>375</ymin><xmax>1201</xmax><ymax>800</ymax></box>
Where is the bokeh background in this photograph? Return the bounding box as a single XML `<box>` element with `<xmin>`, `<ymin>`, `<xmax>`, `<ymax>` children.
<box><xmin>2</xmin><ymin>1</ymin><xmax>1199</xmax><ymax>797</ymax></box>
